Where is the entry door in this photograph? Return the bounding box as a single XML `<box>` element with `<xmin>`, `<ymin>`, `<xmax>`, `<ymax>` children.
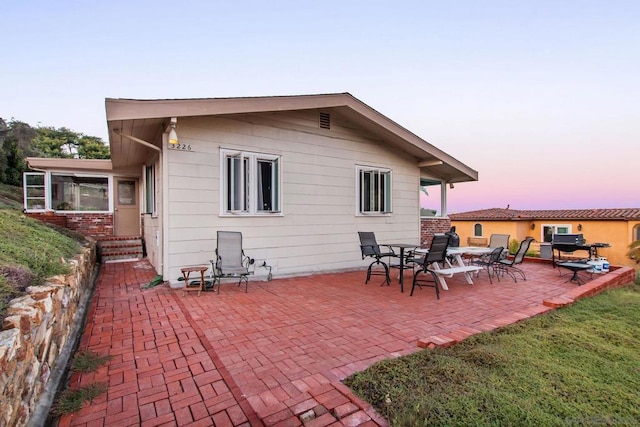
<box><xmin>114</xmin><ymin>178</ymin><xmax>139</xmax><ymax>236</ymax></box>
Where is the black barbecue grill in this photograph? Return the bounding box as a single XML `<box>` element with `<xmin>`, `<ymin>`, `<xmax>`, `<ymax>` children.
<box><xmin>551</xmin><ymin>234</ymin><xmax>610</xmax><ymax>267</ymax></box>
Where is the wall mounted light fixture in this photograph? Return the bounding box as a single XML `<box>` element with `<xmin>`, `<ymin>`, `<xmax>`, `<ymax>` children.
<box><xmin>531</xmin><ymin>223</ymin><xmax>536</xmax><ymax>230</ymax></box>
<box><xmin>577</xmin><ymin>223</ymin><xmax>582</xmax><ymax>231</ymax></box>
<box><xmin>168</xmin><ymin>117</ymin><xmax>178</xmax><ymax>145</ymax></box>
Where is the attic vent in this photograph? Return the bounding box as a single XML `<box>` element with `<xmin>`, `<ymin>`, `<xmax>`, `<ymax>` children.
<box><xmin>319</xmin><ymin>112</ymin><xmax>331</xmax><ymax>129</ymax></box>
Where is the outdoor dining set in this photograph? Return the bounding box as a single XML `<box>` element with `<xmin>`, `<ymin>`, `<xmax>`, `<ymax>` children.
<box><xmin>358</xmin><ymin>231</ymin><xmax>534</xmax><ymax>299</ymax></box>
<box><xmin>179</xmin><ymin>229</ymin><xmax>604</xmax><ymax>297</ymax></box>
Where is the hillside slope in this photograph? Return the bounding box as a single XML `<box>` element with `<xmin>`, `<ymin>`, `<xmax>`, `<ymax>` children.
<box><xmin>0</xmin><ymin>183</ymin><xmax>23</xmax><ymax>209</ymax></box>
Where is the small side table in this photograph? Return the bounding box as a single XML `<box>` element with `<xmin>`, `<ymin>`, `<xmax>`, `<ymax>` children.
<box><xmin>557</xmin><ymin>262</ymin><xmax>592</xmax><ymax>285</ymax></box>
<box><xmin>181</xmin><ymin>266</ymin><xmax>209</xmax><ymax>296</ymax></box>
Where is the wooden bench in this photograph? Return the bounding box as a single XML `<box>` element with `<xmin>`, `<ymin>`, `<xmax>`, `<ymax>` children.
<box><xmin>429</xmin><ymin>265</ymin><xmax>483</xmax><ymax>291</ymax></box>
<box><xmin>432</xmin><ymin>265</ymin><xmax>482</xmax><ymax>277</ymax></box>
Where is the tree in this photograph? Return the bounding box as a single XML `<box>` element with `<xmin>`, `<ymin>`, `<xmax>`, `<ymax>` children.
<box><xmin>33</xmin><ymin>126</ymin><xmax>80</xmax><ymax>158</ymax></box>
<box><xmin>0</xmin><ymin>118</ymin><xmax>110</xmax><ymax>186</ymax></box>
<box><xmin>77</xmin><ymin>135</ymin><xmax>110</xmax><ymax>159</ymax></box>
<box><xmin>0</xmin><ymin>119</ymin><xmax>33</xmax><ymax>185</ymax></box>
<box><xmin>33</xmin><ymin>126</ymin><xmax>110</xmax><ymax>159</ymax></box>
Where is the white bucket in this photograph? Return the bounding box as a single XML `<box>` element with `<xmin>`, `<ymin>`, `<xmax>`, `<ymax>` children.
<box><xmin>587</xmin><ymin>259</ymin><xmax>604</xmax><ymax>274</ymax></box>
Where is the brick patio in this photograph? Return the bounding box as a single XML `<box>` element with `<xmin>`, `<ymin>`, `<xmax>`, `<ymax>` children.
<box><xmin>57</xmin><ymin>260</ymin><xmax>634</xmax><ymax>427</ymax></box>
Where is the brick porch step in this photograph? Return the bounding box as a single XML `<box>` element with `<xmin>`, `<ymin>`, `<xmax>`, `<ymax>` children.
<box><xmin>97</xmin><ymin>236</ymin><xmax>144</xmax><ymax>262</ymax></box>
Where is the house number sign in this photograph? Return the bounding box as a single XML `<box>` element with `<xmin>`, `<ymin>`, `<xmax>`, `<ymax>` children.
<box><xmin>168</xmin><ymin>144</ymin><xmax>193</xmax><ymax>151</ymax></box>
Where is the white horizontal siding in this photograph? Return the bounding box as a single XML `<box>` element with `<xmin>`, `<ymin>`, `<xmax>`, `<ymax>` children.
<box><xmin>164</xmin><ymin>111</ymin><xmax>421</xmax><ymax>281</ymax></box>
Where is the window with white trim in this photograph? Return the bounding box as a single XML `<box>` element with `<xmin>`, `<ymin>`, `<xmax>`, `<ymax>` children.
<box><xmin>542</xmin><ymin>224</ymin><xmax>571</xmax><ymax>242</ymax></box>
<box><xmin>24</xmin><ymin>172</ymin><xmax>46</xmax><ymax>210</ymax></box>
<box><xmin>144</xmin><ymin>164</ymin><xmax>155</xmax><ymax>214</ymax></box>
<box><xmin>51</xmin><ymin>174</ymin><xmax>109</xmax><ymax>211</ymax></box>
<box><xmin>221</xmin><ymin>149</ymin><xmax>281</xmax><ymax>215</ymax></box>
<box><xmin>357</xmin><ymin>166</ymin><xmax>392</xmax><ymax>214</ymax></box>
<box><xmin>634</xmin><ymin>224</ymin><xmax>640</xmax><ymax>241</ymax></box>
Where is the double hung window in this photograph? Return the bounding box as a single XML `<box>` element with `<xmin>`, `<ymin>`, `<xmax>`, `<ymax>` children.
<box><xmin>357</xmin><ymin>166</ymin><xmax>391</xmax><ymax>214</ymax></box>
<box><xmin>222</xmin><ymin>149</ymin><xmax>280</xmax><ymax>215</ymax></box>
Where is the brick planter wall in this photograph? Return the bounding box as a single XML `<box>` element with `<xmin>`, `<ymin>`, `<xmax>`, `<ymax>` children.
<box><xmin>25</xmin><ymin>212</ymin><xmax>68</xmax><ymax>228</ymax></box>
<box><xmin>420</xmin><ymin>217</ymin><xmax>452</xmax><ymax>247</ymax></box>
<box><xmin>64</xmin><ymin>213</ymin><xmax>113</xmax><ymax>236</ymax></box>
<box><xmin>26</xmin><ymin>212</ymin><xmax>114</xmax><ymax>237</ymax></box>
<box><xmin>0</xmin><ymin>242</ymin><xmax>97</xmax><ymax>427</ymax></box>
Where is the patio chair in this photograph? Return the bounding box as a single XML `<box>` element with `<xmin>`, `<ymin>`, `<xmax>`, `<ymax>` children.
<box><xmin>489</xmin><ymin>234</ymin><xmax>510</xmax><ymax>259</ymax></box>
<box><xmin>495</xmin><ymin>237</ymin><xmax>534</xmax><ymax>282</ymax></box>
<box><xmin>470</xmin><ymin>246</ymin><xmax>504</xmax><ymax>284</ymax></box>
<box><xmin>469</xmin><ymin>233</ymin><xmax>510</xmax><ymax>265</ymax></box>
<box><xmin>358</xmin><ymin>231</ymin><xmax>396</xmax><ymax>286</ymax></box>
<box><xmin>210</xmin><ymin>231</ymin><xmax>254</xmax><ymax>293</ymax></box>
<box><xmin>410</xmin><ymin>234</ymin><xmax>450</xmax><ymax>299</ymax></box>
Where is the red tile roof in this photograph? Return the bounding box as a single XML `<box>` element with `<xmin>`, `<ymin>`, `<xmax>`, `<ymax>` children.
<box><xmin>449</xmin><ymin>208</ymin><xmax>640</xmax><ymax>221</ymax></box>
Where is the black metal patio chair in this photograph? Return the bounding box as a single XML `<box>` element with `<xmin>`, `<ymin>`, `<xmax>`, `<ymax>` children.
<box><xmin>495</xmin><ymin>237</ymin><xmax>534</xmax><ymax>282</ymax></box>
<box><xmin>470</xmin><ymin>246</ymin><xmax>504</xmax><ymax>284</ymax></box>
<box><xmin>410</xmin><ymin>234</ymin><xmax>450</xmax><ymax>299</ymax></box>
<box><xmin>358</xmin><ymin>231</ymin><xmax>397</xmax><ymax>286</ymax></box>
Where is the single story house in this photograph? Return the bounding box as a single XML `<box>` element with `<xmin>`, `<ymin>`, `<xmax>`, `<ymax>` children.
<box><xmin>24</xmin><ymin>93</ymin><xmax>478</xmax><ymax>282</ymax></box>
<box><xmin>450</xmin><ymin>208</ymin><xmax>640</xmax><ymax>267</ymax></box>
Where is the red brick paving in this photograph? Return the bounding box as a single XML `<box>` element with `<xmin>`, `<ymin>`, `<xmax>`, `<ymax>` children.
<box><xmin>58</xmin><ymin>260</ymin><xmax>634</xmax><ymax>426</ymax></box>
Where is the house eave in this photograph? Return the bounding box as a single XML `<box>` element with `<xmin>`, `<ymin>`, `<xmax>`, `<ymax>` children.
<box><xmin>105</xmin><ymin>93</ymin><xmax>478</xmax><ymax>182</ymax></box>
<box><xmin>26</xmin><ymin>157</ymin><xmax>113</xmax><ymax>172</ymax></box>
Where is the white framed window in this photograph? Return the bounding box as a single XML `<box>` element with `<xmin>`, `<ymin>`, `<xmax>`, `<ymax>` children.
<box><xmin>542</xmin><ymin>224</ymin><xmax>572</xmax><ymax>242</ymax></box>
<box><xmin>24</xmin><ymin>172</ymin><xmax>47</xmax><ymax>211</ymax></box>
<box><xmin>356</xmin><ymin>165</ymin><xmax>392</xmax><ymax>215</ymax></box>
<box><xmin>144</xmin><ymin>164</ymin><xmax>155</xmax><ymax>215</ymax></box>
<box><xmin>51</xmin><ymin>173</ymin><xmax>109</xmax><ymax>212</ymax></box>
<box><xmin>221</xmin><ymin>149</ymin><xmax>281</xmax><ymax>215</ymax></box>
<box><xmin>474</xmin><ymin>223</ymin><xmax>483</xmax><ymax>237</ymax></box>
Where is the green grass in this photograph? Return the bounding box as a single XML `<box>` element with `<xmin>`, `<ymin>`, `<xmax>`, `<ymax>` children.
<box><xmin>51</xmin><ymin>382</ymin><xmax>108</xmax><ymax>416</ymax></box>
<box><xmin>50</xmin><ymin>350</ymin><xmax>112</xmax><ymax>416</ymax></box>
<box><xmin>0</xmin><ymin>208</ymin><xmax>84</xmax><ymax>319</ymax></box>
<box><xmin>0</xmin><ymin>183</ymin><xmax>23</xmax><ymax>209</ymax></box>
<box><xmin>71</xmin><ymin>350</ymin><xmax>113</xmax><ymax>373</ymax></box>
<box><xmin>345</xmin><ymin>282</ymin><xmax>640</xmax><ymax>426</ymax></box>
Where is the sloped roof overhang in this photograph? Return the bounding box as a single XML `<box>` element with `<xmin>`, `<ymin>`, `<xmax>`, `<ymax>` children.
<box><xmin>105</xmin><ymin>93</ymin><xmax>478</xmax><ymax>183</ymax></box>
<box><xmin>26</xmin><ymin>157</ymin><xmax>112</xmax><ymax>172</ymax></box>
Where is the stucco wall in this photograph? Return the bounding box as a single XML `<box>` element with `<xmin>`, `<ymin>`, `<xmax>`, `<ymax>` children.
<box><xmin>452</xmin><ymin>219</ymin><xmax>637</xmax><ymax>266</ymax></box>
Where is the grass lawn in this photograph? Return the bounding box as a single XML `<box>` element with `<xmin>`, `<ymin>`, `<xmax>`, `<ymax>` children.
<box><xmin>0</xmin><ymin>208</ymin><xmax>84</xmax><ymax>319</ymax></box>
<box><xmin>345</xmin><ymin>281</ymin><xmax>640</xmax><ymax>426</ymax></box>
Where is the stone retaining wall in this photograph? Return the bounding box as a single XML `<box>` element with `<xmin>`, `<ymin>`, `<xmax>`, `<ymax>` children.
<box><xmin>0</xmin><ymin>242</ymin><xmax>97</xmax><ymax>427</ymax></box>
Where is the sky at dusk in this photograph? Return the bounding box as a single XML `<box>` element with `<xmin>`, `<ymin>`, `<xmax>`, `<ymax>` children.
<box><xmin>1</xmin><ymin>1</ymin><xmax>638</xmax><ymax>212</ymax></box>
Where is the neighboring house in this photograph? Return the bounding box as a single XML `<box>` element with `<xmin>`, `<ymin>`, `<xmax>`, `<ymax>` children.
<box><xmin>450</xmin><ymin>208</ymin><xmax>640</xmax><ymax>267</ymax></box>
<box><xmin>24</xmin><ymin>93</ymin><xmax>477</xmax><ymax>282</ymax></box>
